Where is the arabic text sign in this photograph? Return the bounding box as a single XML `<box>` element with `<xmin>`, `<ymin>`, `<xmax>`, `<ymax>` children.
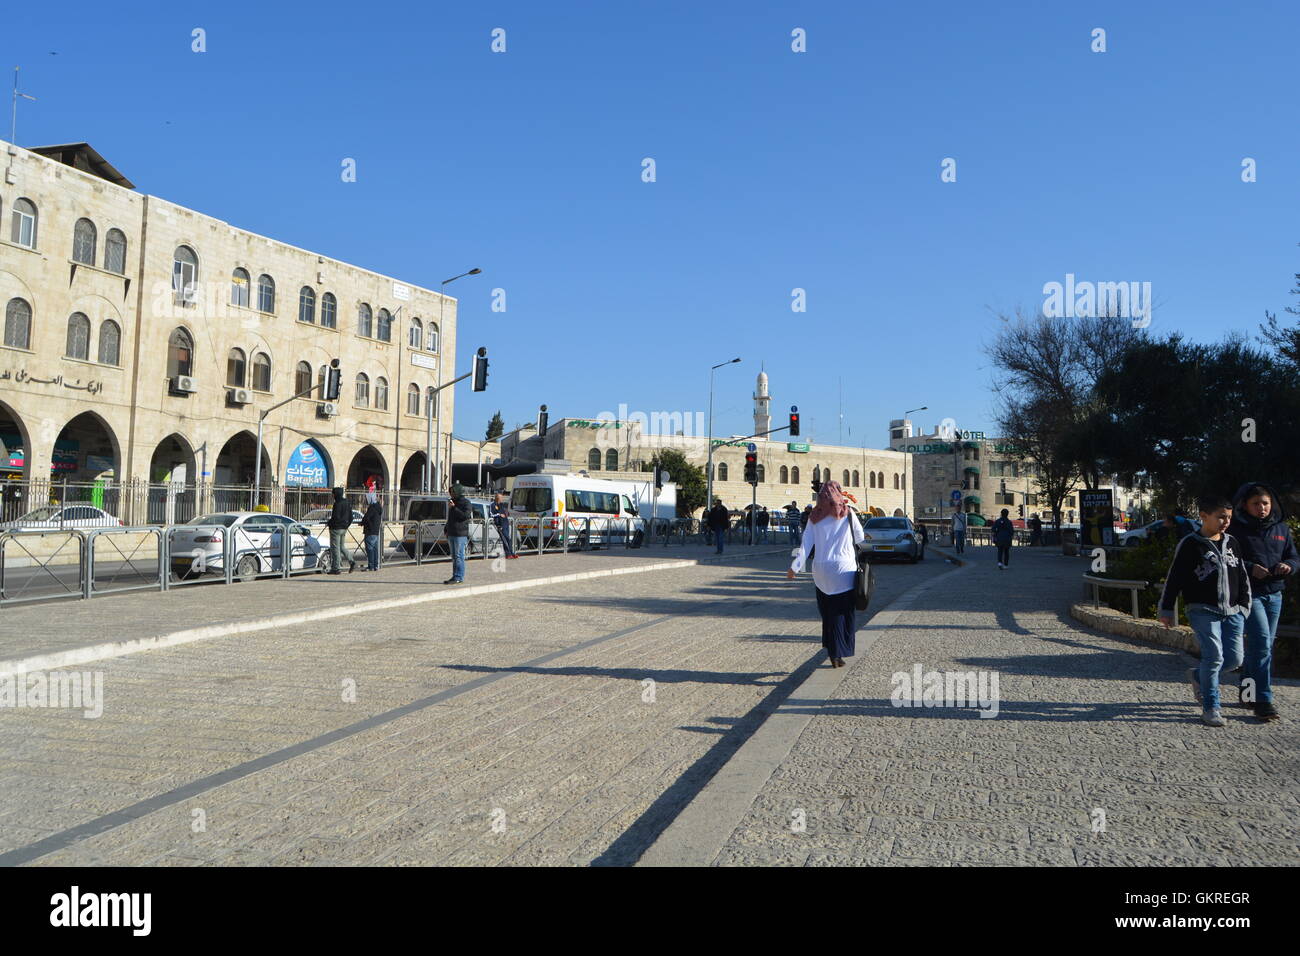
<box><xmin>285</xmin><ymin>441</ymin><xmax>329</xmax><ymax>487</ymax></box>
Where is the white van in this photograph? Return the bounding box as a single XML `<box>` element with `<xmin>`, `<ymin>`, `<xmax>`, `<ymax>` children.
<box><xmin>510</xmin><ymin>474</ymin><xmax>652</xmax><ymax>548</ymax></box>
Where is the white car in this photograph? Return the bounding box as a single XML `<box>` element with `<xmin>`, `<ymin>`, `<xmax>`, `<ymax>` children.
<box><xmin>301</xmin><ymin>507</ymin><xmax>364</xmax><ymax>525</ymax></box>
<box><xmin>0</xmin><ymin>504</ymin><xmax>122</xmax><ymax>531</ymax></box>
<box><xmin>169</xmin><ymin>511</ymin><xmax>325</xmax><ymax>581</ymax></box>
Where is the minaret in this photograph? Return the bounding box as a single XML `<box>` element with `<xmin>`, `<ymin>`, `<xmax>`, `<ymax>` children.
<box><xmin>754</xmin><ymin>367</ymin><xmax>771</xmax><ymax>437</ymax></box>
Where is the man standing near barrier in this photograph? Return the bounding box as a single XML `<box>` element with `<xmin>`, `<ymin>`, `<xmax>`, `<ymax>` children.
<box><xmin>327</xmin><ymin>487</ymin><xmax>357</xmax><ymax>574</ymax></box>
<box><xmin>951</xmin><ymin>507</ymin><xmax>967</xmax><ymax>554</ymax></box>
<box><xmin>707</xmin><ymin>498</ymin><xmax>729</xmax><ymax>554</ymax></box>
<box><xmin>444</xmin><ymin>483</ymin><xmax>471</xmax><ymax>584</ymax></box>
<box><xmin>492</xmin><ymin>490</ymin><xmax>517</xmax><ymax>559</ymax></box>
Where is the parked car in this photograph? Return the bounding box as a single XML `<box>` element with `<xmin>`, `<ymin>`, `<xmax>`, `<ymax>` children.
<box><xmin>1121</xmin><ymin>517</ymin><xmax>1200</xmax><ymax>547</ymax></box>
<box><xmin>860</xmin><ymin>516</ymin><xmax>925</xmax><ymax>563</ymax></box>
<box><xmin>169</xmin><ymin>512</ymin><xmax>324</xmax><ymax>581</ymax></box>
<box><xmin>401</xmin><ymin>495</ymin><xmax>503</xmax><ymax>557</ymax></box>
<box><xmin>301</xmin><ymin>507</ymin><xmax>364</xmax><ymax>525</ymax></box>
<box><xmin>0</xmin><ymin>504</ymin><xmax>122</xmax><ymax>530</ymax></box>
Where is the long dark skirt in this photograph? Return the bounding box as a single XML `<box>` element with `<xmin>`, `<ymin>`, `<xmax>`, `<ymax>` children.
<box><xmin>815</xmin><ymin>586</ymin><xmax>856</xmax><ymax>660</ymax></box>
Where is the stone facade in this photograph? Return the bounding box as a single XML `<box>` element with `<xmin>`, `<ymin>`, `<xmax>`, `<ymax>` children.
<box><xmin>0</xmin><ymin>140</ymin><xmax>458</xmax><ymax>519</ymax></box>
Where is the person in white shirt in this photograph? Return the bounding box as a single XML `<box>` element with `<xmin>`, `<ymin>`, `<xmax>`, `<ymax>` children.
<box><xmin>951</xmin><ymin>508</ymin><xmax>967</xmax><ymax>553</ymax></box>
<box><xmin>786</xmin><ymin>480</ymin><xmax>865</xmax><ymax>668</ymax></box>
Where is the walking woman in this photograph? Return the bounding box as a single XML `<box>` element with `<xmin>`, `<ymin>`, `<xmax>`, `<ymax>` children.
<box><xmin>787</xmin><ymin>480</ymin><xmax>865</xmax><ymax>668</ymax></box>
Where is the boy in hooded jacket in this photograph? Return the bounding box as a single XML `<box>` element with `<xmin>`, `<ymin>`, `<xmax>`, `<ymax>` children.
<box><xmin>1228</xmin><ymin>482</ymin><xmax>1298</xmax><ymax>721</ymax></box>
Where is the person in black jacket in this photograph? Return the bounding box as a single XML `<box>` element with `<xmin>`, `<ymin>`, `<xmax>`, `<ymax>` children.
<box><xmin>326</xmin><ymin>487</ymin><xmax>356</xmax><ymax>574</ymax></box>
<box><xmin>706</xmin><ymin>499</ymin><xmax>729</xmax><ymax>554</ymax></box>
<box><xmin>1158</xmin><ymin>494</ymin><xmax>1251</xmax><ymax>727</ymax></box>
<box><xmin>1228</xmin><ymin>482</ymin><xmax>1298</xmax><ymax>721</ymax></box>
<box><xmin>444</xmin><ymin>483</ymin><xmax>471</xmax><ymax>584</ymax></box>
<box><xmin>361</xmin><ymin>500</ymin><xmax>383</xmax><ymax>571</ymax></box>
<box><xmin>991</xmin><ymin>508</ymin><xmax>1014</xmax><ymax>569</ymax></box>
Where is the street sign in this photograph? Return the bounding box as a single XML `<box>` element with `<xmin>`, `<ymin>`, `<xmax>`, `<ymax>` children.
<box><xmin>746</xmin><ymin>443</ymin><xmax>756</xmax><ymax>452</ymax></box>
<box><xmin>951</xmin><ymin>490</ymin><xmax>962</xmax><ymax>502</ymax></box>
<box><xmin>787</xmin><ymin>442</ymin><xmax>809</xmax><ymax>453</ymax></box>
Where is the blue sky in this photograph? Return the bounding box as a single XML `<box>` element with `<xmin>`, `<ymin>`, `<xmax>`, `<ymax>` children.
<box><xmin>8</xmin><ymin>0</ymin><xmax>1298</xmax><ymax>447</ymax></box>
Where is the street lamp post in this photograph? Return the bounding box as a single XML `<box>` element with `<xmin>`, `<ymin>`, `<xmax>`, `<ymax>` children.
<box><xmin>902</xmin><ymin>405</ymin><xmax>927</xmax><ymax>520</ymax></box>
<box><xmin>429</xmin><ymin>268</ymin><xmax>481</xmax><ymax>492</ymax></box>
<box><xmin>705</xmin><ymin>358</ymin><xmax>741</xmax><ymax>514</ymax></box>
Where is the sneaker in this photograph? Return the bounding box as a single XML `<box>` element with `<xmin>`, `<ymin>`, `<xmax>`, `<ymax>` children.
<box><xmin>1201</xmin><ymin>709</ymin><xmax>1226</xmax><ymax>727</ymax></box>
<box><xmin>349</xmin><ymin>561</ymin><xmax>357</xmax><ymax>573</ymax></box>
<box><xmin>443</xmin><ymin>577</ymin><xmax>457</xmax><ymax>585</ymax></box>
<box><xmin>1255</xmin><ymin>700</ymin><xmax>1280</xmax><ymax>721</ymax></box>
<box><xmin>1188</xmin><ymin>667</ymin><xmax>1202</xmax><ymax>704</ymax></box>
<box><xmin>997</xmin><ymin>563</ymin><xmax>1004</xmax><ymax>569</ymax></box>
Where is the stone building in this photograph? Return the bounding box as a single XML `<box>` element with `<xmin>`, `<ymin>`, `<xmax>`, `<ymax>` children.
<box><xmin>0</xmin><ymin>139</ymin><xmax>458</xmax><ymax>521</ymax></box>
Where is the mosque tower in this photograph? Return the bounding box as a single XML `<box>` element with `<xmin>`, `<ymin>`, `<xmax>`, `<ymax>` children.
<box><xmin>754</xmin><ymin>367</ymin><xmax>771</xmax><ymax>437</ymax></box>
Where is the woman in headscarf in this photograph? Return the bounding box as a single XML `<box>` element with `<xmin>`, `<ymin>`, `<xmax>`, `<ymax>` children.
<box><xmin>787</xmin><ymin>480</ymin><xmax>865</xmax><ymax>667</ymax></box>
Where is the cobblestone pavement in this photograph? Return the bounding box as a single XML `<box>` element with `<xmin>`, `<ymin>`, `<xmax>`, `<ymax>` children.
<box><xmin>0</xmin><ymin>540</ymin><xmax>784</xmax><ymax>665</ymax></box>
<box><xmin>711</xmin><ymin>546</ymin><xmax>1300</xmax><ymax>866</ymax></box>
<box><xmin>0</xmin><ymin>549</ymin><xmax>946</xmax><ymax>866</ymax></box>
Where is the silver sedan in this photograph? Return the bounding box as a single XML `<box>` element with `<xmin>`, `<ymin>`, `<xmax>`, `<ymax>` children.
<box><xmin>860</xmin><ymin>516</ymin><xmax>925</xmax><ymax>563</ymax></box>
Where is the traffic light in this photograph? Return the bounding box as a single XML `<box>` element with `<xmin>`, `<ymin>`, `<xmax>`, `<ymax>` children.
<box><xmin>324</xmin><ymin>359</ymin><xmax>341</xmax><ymax>401</ymax></box>
<box><xmin>472</xmin><ymin>347</ymin><xmax>488</xmax><ymax>391</ymax></box>
<box><xmin>537</xmin><ymin>404</ymin><xmax>548</xmax><ymax>437</ymax></box>
<box><xmin>1018</xmin><ymin>504</ymin><xmax>1025</xmax><ymax>518</ymax></box>
<box><xmin>789</xmin><ymin>412</ymin><xmax>800</xmax><ymax>437</ymax></box>
<box><xmin>744</xmin><ymin>451</ymin><xmax>757</xmax><ymax>484</ymax></box>
<box><xmin>811</xmin><ymin>479</ymin><xmax>822</xmax><ymax>495</ymax></box>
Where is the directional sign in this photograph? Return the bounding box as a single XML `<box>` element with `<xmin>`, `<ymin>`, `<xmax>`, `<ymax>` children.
<box><xmin>790</xmin><ymin>405</ymin><xmax>798</xmax><ymax>412</ymax></box>
<box><xmin>747</xmin><ymin>443</ymin><xmax>756</xmax><ymax>453</ymax></box>
<box><xmin>951</xmin><ymin>490</ymin><xmax>962</xmax><ymax>502</ymax></box>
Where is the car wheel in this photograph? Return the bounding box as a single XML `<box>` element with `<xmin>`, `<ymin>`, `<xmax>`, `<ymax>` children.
<box><xmin>236</xmin><ymin>555</ymin><xmax>260</xmax><ymax>582</ymax></box>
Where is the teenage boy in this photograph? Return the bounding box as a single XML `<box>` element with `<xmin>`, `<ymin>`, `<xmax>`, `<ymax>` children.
<box><xmin>1158</xmin><ymin>494</ymin><xmax>1251</xmax><ymax>727</ymax></box>
<box><xmin>1229</xmin><ymin>482</ymin><xmax>1298</xmax><ymax>721</ymax></box>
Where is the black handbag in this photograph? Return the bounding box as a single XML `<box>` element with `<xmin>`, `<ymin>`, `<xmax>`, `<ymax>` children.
<box><xmin>854</xmin><ymin>547</ymin><xmax>875</xmax><ymax>611</ymax></box>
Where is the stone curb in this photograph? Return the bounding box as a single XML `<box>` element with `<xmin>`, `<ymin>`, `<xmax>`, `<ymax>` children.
<box><xmin>636</xmin><ymin>562</ymin><xmax>968</xmax><ymax>867</ymax></box>
<box><xmin>0</xmin><ymin>547</ymin><xmax>791</xmax><ymax>675</ymax></box>
<box><xmin>1069</xmin><ymin>602</ymin><xmax>1199</xmax><ymax>655</ymax></box>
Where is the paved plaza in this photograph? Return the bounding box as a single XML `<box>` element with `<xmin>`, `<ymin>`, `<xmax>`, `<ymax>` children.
<box><xmin>1</xmin><ymin>541</ymin><xmax>1296</xmax><ymax>867</ymax></box>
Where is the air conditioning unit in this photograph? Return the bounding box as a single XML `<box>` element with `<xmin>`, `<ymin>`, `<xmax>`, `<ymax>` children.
<box><xmin>924</xmin><ymin>506</ymin><xmax>938</xmax><ymax>514</ymax></box>
<box><xmin>171</xmin><ymin>375</ymin><xmax>197</xmax><ymax>394</ymax></box>
<box><xmin>228</xmin><ymin>387</ymin><xmax>253</xmax><ymax>405</ymax></box>
<box><xmin>318</xmin><ymin>401</ymin><xmax>339</xmax><ymax>418</ymax></box>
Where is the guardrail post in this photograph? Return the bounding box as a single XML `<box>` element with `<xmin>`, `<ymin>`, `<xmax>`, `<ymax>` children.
<box><xmin>224</xmin><ymin>531</ymin><xmax>234</xmax><ymax>585</ymax></box>
<box><xmin>81</xmin><ymin>529</ymin><xmax>93</xmax><ymax>600</ymax></box>
<box><xmin>159</xmin><ymin>528</ymin><xmax>170</xmax><ymax>592</ymax></box>
<box><xmin>1131</xmin><ymin>588</ymin><xmax>1139</xmax><ymax>619</ymax></box>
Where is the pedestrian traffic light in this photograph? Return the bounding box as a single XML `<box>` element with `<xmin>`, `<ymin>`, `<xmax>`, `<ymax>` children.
<box><xmin>744</xmin><ymin>451</ymin><xmax>757</xmax><ymax>484</ymax></box>
<box><xmin>789</xmin><ymin>412</ymin><xmax>800</xmax><ymax>437</ymax></box>
<box><xmin>324</xmin><ymin>359</ymin><xmax>341</xmax><ymax>401</ymax></box>
<box><xmin>811</xmin><ymin>479</ymin><xmax>822</xmax><ymax>495</ymax></box>
<box><xmin>472</xmin><ymin>347</ymin><xmax>488</xmax><ymax>391</ymax></box>
<box><xmin>537</xmin><ymin>404</ymin><xmax>548</xmax><ymax>437</ymax></box>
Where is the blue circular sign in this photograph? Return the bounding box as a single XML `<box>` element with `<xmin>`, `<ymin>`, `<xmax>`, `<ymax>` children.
<box><xmin>790</xmin><ymin>405</ymin><xmax>798</xmax><ymax>412</ymax></box>
<box><xmin>951</xmin><ymin>490</ymin><xmax>962</xmax><ymax>502</ymax></box>
<box><xmin>747</xmin><ymin>443</ymin><xmax>756</xmax><ymax>452</ymax></box>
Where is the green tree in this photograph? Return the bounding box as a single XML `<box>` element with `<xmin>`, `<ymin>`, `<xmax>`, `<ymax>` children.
<box><xmin>485</xmin><ymin>410</ymin><xmax>504</xmax><ymax>441</ymax></box>
<box><xmin>645</xmin><ymin>449</ymin><xmax>706</xmax><ymax>516</ymax></box>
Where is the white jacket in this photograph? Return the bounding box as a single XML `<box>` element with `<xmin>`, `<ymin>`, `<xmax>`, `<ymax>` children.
<box><xmin>791</xmin><ymin>511</ymin><xmax>864</xmax><ymax>595</ymax></box>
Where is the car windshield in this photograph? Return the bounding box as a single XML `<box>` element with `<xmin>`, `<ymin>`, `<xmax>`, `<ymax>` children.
<box><xmin>407</xmin><ymin>500</ymin><xmax>447</xmax><ymax>522</ymax></box>
<box><xmin>865</xmin><ymin>518</ymin><xmax>909</xmax><ymax>530</ymax></box>
<box><xmin>17</xmin><ymin>507</ymin><xmax>58</xmax><ymax>521</ymax></box>
<box><xmin>191</xmin><ymin>514</ymin><xmax>240</xmax><ymax>527</ymax></box>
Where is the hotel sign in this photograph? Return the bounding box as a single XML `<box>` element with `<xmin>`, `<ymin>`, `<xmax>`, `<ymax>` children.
<box><xmin>787</xmin><ymin>442</ymin><xmax>809</xmax><ymax>453</ymax></box>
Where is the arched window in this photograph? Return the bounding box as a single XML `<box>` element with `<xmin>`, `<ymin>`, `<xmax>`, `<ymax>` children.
<box><xmin>172</xmin><ymin>246</ymin><xmax>198</xmax><ymax>303</ymax></box>
<box><xmin>295</xmin><ymin>361</ymin><xmax>312</xmax><ymax>395</ymax></box>
<box><xmin>605</xmin><ymin>449</ymin><xmax>618</xmax><ymax>471</ymax></box>
<box><xmin>877</xmin><ymin>471</ymin><xmax>884</xmax><ymax>488</ymax></box>
<box><xmin>791</xmin><ymin>466</ymin><xmax>799</xmax><ymax>484</ymax></box>
<box><xmin>298</xmin><ymin>286</ymin><xmax>316</xmax><ymax>323</ymax></box>
<box><xmin>320</xmin><ymin>293</ymin><xmax>337</xmax><ymax>328</ymax></box>
<box><xmin>780</xmin><ymin>465</ymin><xmax>789</xmax><ymax>483</ymax></box>
<box><xmin>376</xmin><ymin>309</ymin><xmax>392</xmax><ymax>342</ymax></box>
<box><xmin>252</xmin><ymin>352</ymin><xmax>271</xmax><ymax>391</ymax></box>
<box><xmin>3</xmin><ymin>299</ymin><xmax>32</xmax><ymax>351</ymax></box>
<box><xmin>72</xmin><ymin>218</ymin><xmax>96</xmax><ymax>265</ymax></box>
<box><xmin>65</xmin><ymin>313</ymin><xmax>91</xmax><ymax>360</ymax></box>
<box><xmin>10</xmin><ymin>198</ymin><xmax>37</xmax><ymax>248</ymax></box>
<box><xmin>587</xmin><ymin>448</ymin><xmax>601</xmax><ymax>471</ymax></box>
<box><xmin>357</xmin><ymin>303</ymin><xmax>372</xmax><ymax>337</ymax></box>
<box><xmin>375</xmin><ymin>376</ymin><xmax>389</xmax><ymax>410</ymax></box>
<box><xmin>757</xmin><ymin>464</ymin><xmax>766</xmax><ymax>482</ymax></box>
<box><xmin>869</xmin><ymin>472</ymin><xmax>876</xmax><ymax>489</ymax></box>
<box><xmin>719</xmin><ymin>463</ymin><xmax>729</xmax><ymax>481</ymax></box>
<box><xmin>98</xmin><ymin>320</ymin><xmax>120</xmax><ymax>365</ymax></box>
<box><xmin>812</xmin><ymin>466</ymin><xmax>821</xmax><ymax>483</ymax></box>
<box><xmin>231</xmin><ymin>268</ymin><xmax>250</xmax><ymax>307</ymax></box>
<box><xmin>852</xmin><ymin>470</ymin><xmax>859</xmax><ymax>487</ymax></box>
<box><xmin>256</xmin><ymin>274</ymin><xmax>275</xmax><ymax>312</ymax></box>
<box><xmin>318</xmin><ymin>365</ymin><xmax>327</xmax><ymax>395</ymax></box>
<box><xmin>226</xmin><ymin>348</ymin><xmax>247</xmax><ymax>387</ymax></box>
<box><xmin>427</xmin><ymin>321</ymin><xmax>439</xmax><ymax>352</ymax></box>
<box><xmin>105</xmin><ymin>229</ymin><xmax>127</xmax><ymax>274</ymax></box>
<box><xmin>901</xmin><ymin>473</ymin><xmax>905</xmax><ymax>490</ymax></box>
<box><xmin>893</xmin><ymin>473</ymin><xmax>899</xmax><ymax>490</ymax></box>
<box><xmin>167</xmin><ymin>328</ymin><xmax>193</xmax><ymax>378</ymax></box>
<box><xmin>425</xmin><ymin>386</ymin><xmax>438</xmax><ymax>418</ymax></box>
<box><xmin>355</xmin><ymin>372</ymin><xmax>370</xmax><ymax>407</ymax></box>
<box><xmin>408</xmin><ymin>318</ymin><xmax>423</xmax><ymax>349</ymax></box>
<box><xmin>407</xmin><ymin>383</ymin><xmax>420</xmax><ymax>415</ymax></box>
